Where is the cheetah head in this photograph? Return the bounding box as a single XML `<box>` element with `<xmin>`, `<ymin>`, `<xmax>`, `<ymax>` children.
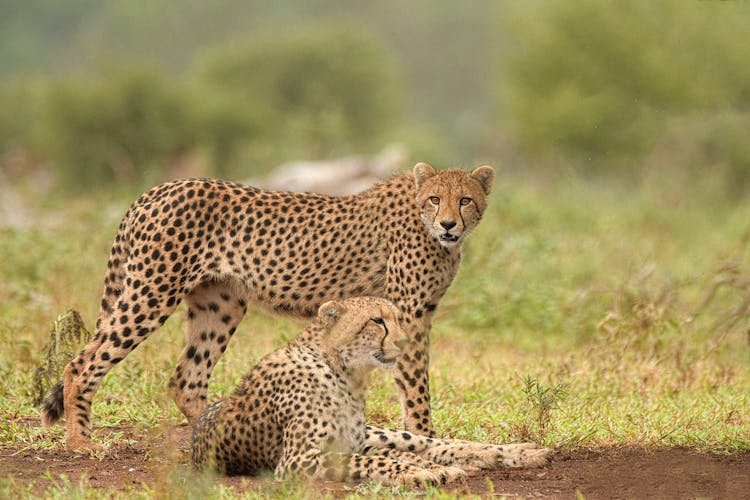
<box><xmin>413</xmin><ymin>162</ymin><xmax>495</xmax><ymax>249</ymax></box>
<box><xmin>318</xmin><ymin>297</ymin><xmax>407</xmax><ymax>373</ymax></box>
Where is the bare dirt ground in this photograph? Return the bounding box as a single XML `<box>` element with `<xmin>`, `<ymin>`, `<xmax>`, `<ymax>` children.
<box><xmin>1</xmin><ymin>421</ymin><xmax>749</xmax><ymax>499</ymax></box>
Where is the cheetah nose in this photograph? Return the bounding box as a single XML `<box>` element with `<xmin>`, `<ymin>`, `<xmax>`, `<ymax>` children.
<box><xmin>440</xmin><ymin>220</ymin><xmax>457</xmax><ymax>231</ymax></box>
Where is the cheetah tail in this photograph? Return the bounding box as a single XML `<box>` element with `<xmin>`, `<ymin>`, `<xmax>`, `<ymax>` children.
<box><xmin>40</xmin><ymin>380</ymin><xmax>64</xmax><ymax>426</ymax></box>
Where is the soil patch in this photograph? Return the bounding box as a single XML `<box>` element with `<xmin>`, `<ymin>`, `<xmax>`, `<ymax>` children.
<box><xmin>2</xmin><ymin>421</ymin><xmax>748</xmax><ymax>498</ymax></box>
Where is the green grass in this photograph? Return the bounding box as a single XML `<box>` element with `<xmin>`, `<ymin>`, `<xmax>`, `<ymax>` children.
<box><xmin>1</xmin><ymin>174</ymin><xmax>749</xmax><ymax>497</ymax></box>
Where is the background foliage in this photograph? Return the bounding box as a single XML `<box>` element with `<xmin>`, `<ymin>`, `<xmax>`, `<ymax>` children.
<box><xmin>1</xmin><ymin>2</ymin><xmax>750</xmax><ymax>496</ymax></box>
<box><xmin>501</xmin><ymin>0</ymin><xmax>750</xmax><ymax>181</ymax></box>
<box><xmin>3</xmin><ymin>0</ymin><xmax>747</xmax><ymax>192</ymax></box>
<box><xmin>0</xmin><ymin>0</ymin><xmax>486</xmax><ymax>190</ymax></box>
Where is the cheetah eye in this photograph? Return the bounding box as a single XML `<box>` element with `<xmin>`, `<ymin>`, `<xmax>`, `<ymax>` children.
<box><xmin>372</xmin><ymin>317</ymin><xmax>385</xmax><ymax>325</ymax></box>
<box><xmin>429</xmin><ymin>196</ymin><xmax>440</xmax><ymax>205</ymax></box>
<box><xmin>460</xmin><ymin>197</ymin><xmax>472</xmax><ymax>206</ymax></box>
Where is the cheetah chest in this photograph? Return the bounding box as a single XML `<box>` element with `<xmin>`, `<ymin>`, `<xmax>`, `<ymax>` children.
<box><xmin>325</xmin><ymin>379</ymin><xmax>367</xmax><ymax>454</ymax></box>
<box><xmin>285</xmin><ymin>349</ymin><xmax>368</xmax><ymax>454</ymax></box>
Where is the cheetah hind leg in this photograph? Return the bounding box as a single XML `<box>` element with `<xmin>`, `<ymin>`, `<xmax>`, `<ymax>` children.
<box><xmin>168</xmin><ymin>280</ymin><xmax>247</xmax><ymax>425</ymax></box>
<box><xmin>60</xmin><ymin>288</ymin><xmax>181</xmax><ymax>452</ymax></box>
<box><xmin>40</xmin><ymin>328</ymin><xmax>109</xmax><ymax>450</ymax></box>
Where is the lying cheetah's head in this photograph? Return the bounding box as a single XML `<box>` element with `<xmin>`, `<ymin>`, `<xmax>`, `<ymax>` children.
<box><xmin>413</xmin><ymin>162</ymin><xmax>495</xmax><ymax>249</ymax></box>
<box><xmin>318</xmin><ymin>297</ymin><xmax>407</xmax><ymax>372</ymax></box>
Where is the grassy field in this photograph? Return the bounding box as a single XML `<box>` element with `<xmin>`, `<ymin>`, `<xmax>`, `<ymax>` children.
<box><xmin>1</xmin><ymin>172</ymin><xmax>749</xmax><ymax>497</ymax></box>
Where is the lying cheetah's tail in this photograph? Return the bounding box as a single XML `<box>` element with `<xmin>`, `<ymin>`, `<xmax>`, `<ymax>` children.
<box><xmin>40</xmin><ymin>380</ymin><xmax>65</xmax><ymax>426</ymax></box>
<box><xmin>191</xmin><ymin>400</ymin><xmax>225</xmax><ymax>470</ymax></box>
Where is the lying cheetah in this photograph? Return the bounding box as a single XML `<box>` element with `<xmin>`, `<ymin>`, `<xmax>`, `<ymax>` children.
<box><xmin>191</xmin><ymin>297</ymin><xmax>551</xmax><ymax>485</ymax></box>
<box><xmin>42</xmin><ymin>162</ymin><xmax>494</xmax><ymax>450</ymax></box>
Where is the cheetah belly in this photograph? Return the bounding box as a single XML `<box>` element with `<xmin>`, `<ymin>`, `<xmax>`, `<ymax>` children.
<box><xmin>232</xmin><ymin>238</ymin><xmax>389</xmax><ymax>317</ymax></box>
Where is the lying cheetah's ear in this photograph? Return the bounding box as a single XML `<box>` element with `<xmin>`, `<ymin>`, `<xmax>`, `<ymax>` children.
<box><xmin>471</xmin><ymin>165</ymin><xmax>495</xmax><ymax>195</ymax></box>
<box><xmin>413</xmin><ymin>162</ymin><xmax>437</xmax><ymax>190</ymax></box>
<box><xmin>319</xmin><ymin>301</ymin><xmax>345</xmax><ymax>324</ymax></box>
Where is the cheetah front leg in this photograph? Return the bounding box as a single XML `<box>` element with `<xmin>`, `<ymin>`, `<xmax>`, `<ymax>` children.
<box><xmin>275</xmin><ymin>419</ymin><xmax>463</xmax><ymax>486</ymax></box>
<box><xmin>274</xmin><ymin>447</ymin><xmax>464</xmax><ymax>486</ymax></box>
<box><xmin>419</xmin><ymin>441</ymin><xmax>552</xmax><ymax>471</ymax></box>
<box><xmin>168</xmin><ymin>280</ymin><xmax>247</xmax><ymax>424</ymax></box>
<box><xmin>392</xmin><ymin>315</ymin><xmax>435</xmax><ymax>437</ymax></box>
<box><xmin>364</xmin><ymin>425</ymin><xmax>552</xmax><ymax>471</ymax></box>
<box><xmin>385</xmin><ymin>250</ymin><xmax>441</xmax><ymax>437</ymax></box>
<box><xmin>362</xmin><ymin>448</ymin><xmax>466</xmax><ymax>483</ymax></box>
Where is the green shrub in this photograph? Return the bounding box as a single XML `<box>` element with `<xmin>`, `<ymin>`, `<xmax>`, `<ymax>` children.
<box><xmin>643</xmin><ymin>111</ymin><xmax>750</xmax><ymax>196</ymax></box>
<box><xmin>195</xmin><ymin>24</ymin><xmax>402</xmax><ymax>175</ymax></box>
<box><xmin>0</xmin><ymin>78</ymin><xmax>44</xmax><ymax>155</ymax></box>
<box><xmin>35</xmin><ymin>67</ymin><xmax>197</xmax><ymax>191</ymax></box>
<box><xmin>500</xmin><ymin>0</ymin><xmax>750</xmax><ymax>175</ymax></box>
<box><xmin>184</xmin><ymin>82</ymin><xmax>261</xmax><ymax>179</ymax></box>
<box><xmin>1</xmin><ymin>25</ymin><xmax>404</xmax><ymax>191</ymax></box>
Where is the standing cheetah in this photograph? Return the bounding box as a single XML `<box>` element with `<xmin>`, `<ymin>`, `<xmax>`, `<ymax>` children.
<box><xmin>41</xmin><ymin>162</ymin><xmax>494</xmax><ymax>451</ymax></box>
<box><xmin>191</xmin><ymin>296</ymin><xmax>551</xmax><ymax>485</ymax></box>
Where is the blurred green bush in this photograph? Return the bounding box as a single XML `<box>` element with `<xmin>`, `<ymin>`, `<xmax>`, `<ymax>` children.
<box><xmin>0</xmin><ymin>80</ymin><xmax>40</xmax><ymax>156</ymax></box>
<box><xmin>0</xmin><ymin>25</ymin><xmax>401</xmax><ymax>191</ymax></box>
<box><xmin>3</xmin><ymin>2</ymin><xmax>750</xmax><ymax>194</ymax></box>
<box><xmin>500</xmin><ymin>0</ymin><xmax>750</xmax><ymax>180</ymax></box>
<box><xmin>194</xmin><ymin>25</ymin><xmax>402</xmax><ymax>177</ymax></box>
<box><xmin>34</xmin><ymin>68</ymin><xmax>196</xmax><ymax>190</ymax></box>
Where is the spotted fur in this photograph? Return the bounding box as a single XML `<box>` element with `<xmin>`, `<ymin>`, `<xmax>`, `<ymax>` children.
<box><xmin>191</xmin><ymin>297</ymin><xmax>551</xmax><ymax>485</ymax></box>
<box><xmin>41</xmin><ymin>163</ymin><xmax>494</xmax><ymax>450</ymax></box>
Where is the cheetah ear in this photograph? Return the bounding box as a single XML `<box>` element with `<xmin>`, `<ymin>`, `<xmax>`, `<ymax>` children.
<box><xmin>413</xmin><ymin>162</ymin><xmax>437</xmax><ymax>190</ymax></box>
<box><xmin>318</xmin><ymin>301</ymin><xmax>345</xmax><ymax>325</ymax></box>
<box><xmin>471</xmin><ymin>165</ymin><xmax>495</xmax><ymax>195</ymax></box>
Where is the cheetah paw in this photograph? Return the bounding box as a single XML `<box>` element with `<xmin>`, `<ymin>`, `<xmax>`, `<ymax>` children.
<box><xmin>64</xmin><ymin>433</ymin><xmax>108</xmax><ymax>455</ymax></box>
<box><xmin>431</xmin><ymin>465</ymin><xmax>467</xmax><ymax>484</ymax></box>
<box><xmin>426</xmin><ymin>442</ymin><xmax>552</xmax><ymax>471</ymax></box>
<box><xmin>485</xmin><ymin>442</ymin><xmax>552</xmax><ymax>469</ymax></box>
<box><xmin>398</xmin><ymin>468</ymin><xmax>444</xmax><ymax>486</ymax></box>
